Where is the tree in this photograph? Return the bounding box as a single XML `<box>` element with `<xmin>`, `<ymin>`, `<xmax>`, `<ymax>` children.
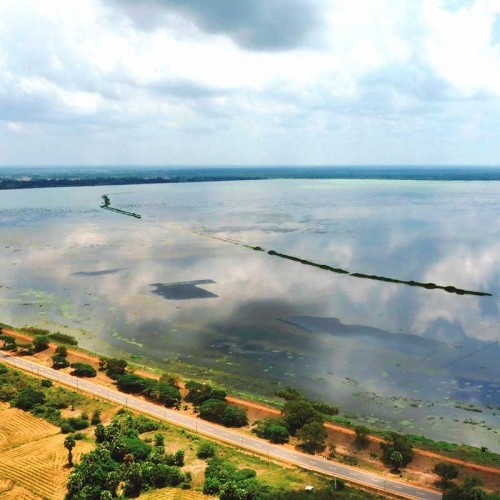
<box><xmin>173</xmin><ymin>449</ymin><xmax>185</xmax><ymax>466</ymax></box>
<box><xmin>296</xmin><ymin>421</ymin><xmax>328</xmax><ymax>454</ymax></box>
<box><xmin>157</xmin><ymin>382</ymin><xmax>181</xmax><ymax>408</ymax></box>
<box><xmin>33</xmin><ymin>335</ymin><xmax>50</xmax><ymax>352</ymax></box>
<box><xmin>64</xmin><ymin>434</ymin><xmax>76</xmax><ymax>467</ymax></box>
<box><xmin>105</xmin><ymin>470</ymin><xmax>120</xmax><ymax>496</ymax></box>
<box><xmin>98</xmin><ymin>356</ymin><xmax>109</xmax><ymax>371</ymax></box>
<box><xmin>441</xmin><ymin>476</ymin><xmax>493</xmax><ymax>500</ymax></box>
<box><xmin>185</xmin><ymin>381</ymin><xmax>215</xmax><ymax>406</ymax></box>
<box><xmin>381</xmin><ymin>432</ymin><xmax>413</xmax><ymax>468</ymax></box>
<box><xmin>91</xmin><ymin>410</ymin><xmax>102</xmax><ymax>425</ymax></box>
<box><xmin>221</xmin><ymin>405</ymin><xmax>248</xmax><ymax>428</ymax></box>
<box><xmin>0</xmin><ymin>334</ymin><xmax>17</xmax><ymax>351</ymax></box>
<box><xmin>282</xmin><ymin>399</ymin><xmax>321</xmax><ymax>435</ymax></box>
<box><xmin>95</xmin><ymin>423</ymin><xmax>107</xmax><ymax>443</ymax></box>
<box><xmin>123</xmin><ymin>462</ymin><xmax>143</xmax><ymax>497</ymax></box>
<box><xmin>71</xmin><ymin>363</ymin><xmax>97</xmax><ymax>378</ymax></box>
<box><xmin>52</xmin><ymin>354</ymin><xmax>70</xmax><ymax>370</ymax></box>
<box><xmin>354</xmin><ymin>425</ymin><xmax>370</xmax><ymax>449</ymax></box>
<box><xmin>116</xmin><ymin>373</ymin><xmax>147</xmax><ymax>393</ymax></box>
<box><xmin>17</xmin><ymin>342</ymin><xmax>34</xmax><ymax>355</ymax></box>
<box><xmin>55</xmin><ymin>345</ymin><xmax>68</xmax><ymax>357</ymax></box>
<box><xmin>433</xmin><ymin>462</ymin><xmax>460</xmax><ymax>489</ymax></box>
<box><xmin>15</xmin><ymin>387</ymin><xmax>45</xmax><ymax>410</ymax></box>
<box><xmin>159</xmin><ymin>372</ymin><xmax>181</xmax><ymax>388</ymax></box>
<box><xmin>199</xmin><ymin>399</ymin><xmax>228</xmax><ymax>423</ymax></box>
<box><xmin>197</xmin><ymin>441</ymin><xmax>217</xmax><ymax>459</ymax></box>
<box><xmin>105</xmin><ymin>358</ymin><xmax>127</xmax><ymax>378</ymax></box>
<box><xmin>390</xmin><ymin>451</ymin><xmax>403</xmax><ymax>472</ymax></box>
<box><xmin>254</xmin><ymin>418</ymin><xmax>289</xmax><ymax>444</ymax></box>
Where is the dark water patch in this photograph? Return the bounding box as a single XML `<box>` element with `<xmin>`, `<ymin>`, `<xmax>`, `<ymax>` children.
<box><xmin>150</xmin><ymin>280</ymin><xmax>218</xmax><ymax>300</ymax></box>
<box><xmin>72</xmin><ymin>268</ymin><xmax>126</xmax><ymax>277</ymax></box>
<box><xmin>282</xmin><ymin>316</ymin><xmax>440</xmax><ymax>355</ymax></box>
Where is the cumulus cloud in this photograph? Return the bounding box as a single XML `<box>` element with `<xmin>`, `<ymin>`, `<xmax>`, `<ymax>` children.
<box><xmin>1</xmin><ymin>0</ymin><xmax>500</xmax><ymax>165</ymax></box>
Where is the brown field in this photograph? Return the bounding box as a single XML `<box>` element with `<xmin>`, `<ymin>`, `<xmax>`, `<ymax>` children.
<box><xmin>140</xmin><ymin>488</ymin><xmax>207</xmax><ymax>499</ymax></box>
<box><xmin>0</xmin><ymin>403</ymin><xmax>93</xmax><ymax>500</ymax></box>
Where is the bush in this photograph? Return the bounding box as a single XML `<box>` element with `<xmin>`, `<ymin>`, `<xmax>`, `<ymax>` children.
<box><xmin>199</xmin><ymin>399</ymin><xmax>228</xmax><ymax>423</ymax></box>
<box><xmin>381</xmin><ymin>432</ymin><xmax>414</xmax><ymax>468</ymax></box>
<box><xmin>0</xmin><ymin>385</ymin><xmax>18</xmax><ymax>402</ymax></box>
<box><xmin>33</xmin><ymin>335</ymin><xmax>50</xmax><ymax>352</ymax></box>
<box><xmin>197</xmin><ymin>441</ymin><xmax>217</xmax><ymax>459</ymax></box>
<box><xmin>49</xmin><ymin>332</ymin><xmax>78</xmax><ymax>345</ymax></box>
<box><xmin>61</xmin><ymin>417</ymin><xmax>90</xmax><ymax>433</ymax></box>
<box><xmin>254</xmin><ymin>418</ymin><xmax>290</xmax><ymax>444</ymax></box>
<box><xmin>282</xmin><ymin>399</ymin><xmax>322</xmax><ymax>435</ymax></box>
<box><xmin>105</xmin><ymin>358</ymin><xmax>128</xmax><ymax>379</ymax></box>
<box><xmin>221</xmin><ymin>405</ymin><xmax>248</xmax><ymax>427</ymax></box>
<box><xmin>55</xmin><ymin>345</ymin><xmax>68</xmax><ymax>357</ymax></box>
<box><xmin>130</xmin><ymin>415</ymin><xmax>161</xmax><ymax>434</ymax></box>
<box><xmin>91</xmin><ymin>410</ymin><xmax>102</xmax><ymax>425</ymax></box>
<box><xmin>51</xmin><ymin>355</ymin><xmax>70</xmax><ymax>370</ymax></box>
<box><xmin>157</xmin><ymin>383</ymin><xmax>181</xmax><ymax>408</ymax></box>
<box><xmin>15</xmin><ymin>387</ymin><xmax>46</xmax><ymax>410</ymax></box>
<box><xmin>116</xmin><ymin>373</ymin><xmax>148</xmax><ymax>393</ymax></box>
<box><xmin>70</xmin><ymin>363</ymin><xmax>97</xmax><ymax>378</ymax></box>
<box><xmin>41</xmin><ymin>379</ymin><xmax>53</xmax><ymax>388</ymax></box>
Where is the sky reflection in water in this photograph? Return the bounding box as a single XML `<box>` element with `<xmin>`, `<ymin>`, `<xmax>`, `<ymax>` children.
<box><xmin>0</xmin><ymin>179</ymin><xmax>499</xmax><ymax>450</ymax></box>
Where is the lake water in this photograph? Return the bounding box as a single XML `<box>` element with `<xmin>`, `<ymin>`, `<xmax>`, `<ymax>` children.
<box><xmin>0</xmin><ymin>179</ymin><xmax>499</xmax><ymax>450</ymax></box>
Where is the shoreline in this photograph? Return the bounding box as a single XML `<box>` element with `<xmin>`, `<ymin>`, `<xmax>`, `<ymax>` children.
<box><xmin>1</xmin><ymin>323</ymin><xmax>499</xmax><ymax>481</ymax></box>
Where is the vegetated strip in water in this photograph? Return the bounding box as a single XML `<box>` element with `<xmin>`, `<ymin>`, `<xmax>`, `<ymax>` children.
<box><xmin>100</xmin><ymin>194</ymin><xmax>141</xmax><ymax>219</ymax></box>
<box><xmin>194</xmin><ymin>232</ymin><xmax>491</xmax><ymax>297</ymax></box>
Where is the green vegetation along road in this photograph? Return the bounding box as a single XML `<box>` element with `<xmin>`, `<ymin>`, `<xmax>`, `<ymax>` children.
<box><xmin>0</xmin><ymin>352</ymin><xmax>441</xmax><ymax>500</ymax></box>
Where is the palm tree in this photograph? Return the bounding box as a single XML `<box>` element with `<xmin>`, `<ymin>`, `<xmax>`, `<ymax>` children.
<box><xmin>64</xmin><ymin>435</ymin><xmax>76</xmax><ymax>467</ymax></box>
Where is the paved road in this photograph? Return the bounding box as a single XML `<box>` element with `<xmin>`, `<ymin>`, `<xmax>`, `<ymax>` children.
<box><xmin>0</xmin><ymin>353</ymin><xmax>441</xmax><ymax>500</ymax></box>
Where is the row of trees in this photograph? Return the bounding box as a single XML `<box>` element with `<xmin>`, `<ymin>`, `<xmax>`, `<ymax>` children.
<box><xmin>0</xmin><ymin>332</ymin><xmax>49</xmax><ymax>354</ymax></box>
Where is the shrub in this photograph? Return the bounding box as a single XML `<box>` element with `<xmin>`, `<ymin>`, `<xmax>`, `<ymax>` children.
<box><xmin>33</xmin><ymin>335</ymin><xmax>50</xmax><ymax>352</ymax></box>
<box><xmin>91</xmin><ymin>410</ymin><xmax>102</xmax><ymax>425</ymax></box>
<box><xmin>221</xmin><ymin>405</ymin><xmax>248</xmax><ymax>427</ymax></box>
<box><xmin>15</xmin><ymin>387</ymin><xmax>46</xmax><ymax>410</ymax></box>
<box><xmin>61</xmin><ymin>417</ymin><xmax>89</xmax><ymax>433</ymax></box>
<box><xmin>55</xmin><ymin>345</ymin><xmax>68</xmax><ymax>357</ymax></box>
<box><xmin>116</xmin><ymin>373</ymin><xmax>148</xmax><ymax>393</ymax></box>
<box><xmin>49</xmin><ymin>332</ymin><xmax>78</xmax><ymax>345</ymax></box>
<box><xmin>105</xmin><ymin>358</ymin><xmax>128</xmax><ymax>379</ymax></box>
<box><xmin>197</xmin><ymin>441</ymin><xmax>217</xmax><ymax>459</ymax></box>
<box><xmin>41</xmin><ymin>379</ymin><xmax>53</xmax><ymax>388</ymax></box>
<box><xmin>52</xmin><ymin>355</ymin><xmax>70</xmax><ymax>370</ymax></box>
<box><xmin>254</xmin><ymin>418</ymin><xmax>290</xmax><ymax>444</ymax></box>
<box><xmin>199</xmin><ymin>399</ymin><xmax>228</xmax><ymax>423</ymax></box>
<box><xmin>70</xmin><ymin>363</ymin><xmax>97</xmax><ymax>378</ymax></box>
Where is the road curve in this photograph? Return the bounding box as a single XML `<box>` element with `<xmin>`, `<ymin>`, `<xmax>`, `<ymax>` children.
<box><xmin>0</xmin><ymin>353</ymin><xmax>441</xmax><ymax>500</ymax></box>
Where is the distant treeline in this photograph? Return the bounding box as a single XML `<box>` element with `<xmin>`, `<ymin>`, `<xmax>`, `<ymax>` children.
<box><xmin>0</xmin><ymin>175</ymin><xmax>262</xmax><ymax>190</ymax></box>
<box><xmin>5</xmin><ymin>165</ymin><xmax>500</xmax><ymax>190</ymax></box>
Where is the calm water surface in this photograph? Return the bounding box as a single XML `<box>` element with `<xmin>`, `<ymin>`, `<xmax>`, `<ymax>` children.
<box><xmin>0</xmin><ymin>180</ymin><xmax>499</xmax><ymax>450</ymax></box>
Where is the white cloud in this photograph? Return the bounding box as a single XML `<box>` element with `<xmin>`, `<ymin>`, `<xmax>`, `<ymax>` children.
<box><xmin>0</xmin><ymin>0</ymin><xmax>499</xmax><ymax>164</ymax></box>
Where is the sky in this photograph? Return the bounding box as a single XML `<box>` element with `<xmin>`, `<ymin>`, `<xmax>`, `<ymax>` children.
<box><xmin>1</xmin><ymin>0</ymin><xmax>500</xmax><ymax>166</ymax></box>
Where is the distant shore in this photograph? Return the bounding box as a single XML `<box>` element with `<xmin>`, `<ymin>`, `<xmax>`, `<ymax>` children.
<box><xmin>3</xmin><ymin>165</ymin><xmax>500</xmax><ymax>190</ymax></box>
